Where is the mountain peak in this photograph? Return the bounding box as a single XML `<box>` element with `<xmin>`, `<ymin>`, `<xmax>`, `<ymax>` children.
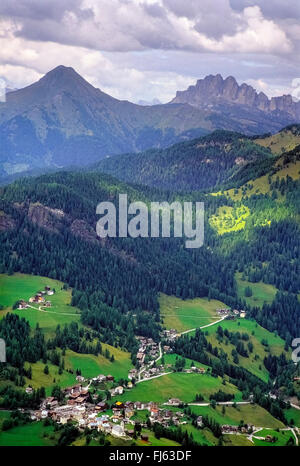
<box><xmin>39</xmin><ymin>65</ymin><xmax>93</xmax><ymax>90</ymax></box>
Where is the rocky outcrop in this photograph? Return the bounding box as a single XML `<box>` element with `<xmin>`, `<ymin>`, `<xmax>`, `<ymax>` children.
<box><xmin>70</xmin><ymin>219</ymin><xmax>98</xmax><ymax>243</ymax></box>
<box><xmin>171</xmin><ymin>74</ymin><xmax>300</xmax><ymax>119</ymax></box>
<box><xmin>27</xmin><ymin>203</ymin><xmax>67</xmax><ymax>233</ymax></box>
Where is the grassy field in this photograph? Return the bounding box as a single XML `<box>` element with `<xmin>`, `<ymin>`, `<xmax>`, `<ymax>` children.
<box><xmin>0</xmin><ymin>273</ymin><xmax>81</xmax><ymax>337</ymax></box>
<box><xmin>236</xmin><ymin>272</ymin><xmax>277</xmax><ymax>308</ymax></box>
<box><xmin>222</xmin><ymin>434</ymin><xmax>253</xmax><ymax>446</ymax></box>
<box><xmin>117</xmin><ymin>372</ymin><xmax>242</xmax><ymax>404</ymax></box>
<box><xmin>255</xmin><ymin>130</ymin><xmax>300</xmax><ymax>155</ymax></box>
<box><xmin>159</xmin><ymin>293</ymin><xmax>228</xmax><ymax>333</ymax></box>
<box><xmin>252</xmin><ymin>428</ymin><xmax>294</xmax><ymax>446</ymax></box>
<box><xmin>209</xmin><ymin>205</ymin><xmax>250</xmax><ymax>235</ymax></box>
<box><xmin>135</xmin><ymin>429</ymin><xmax>181</xmax><ymax>447</ymax></box>
<box><xmin>64</xmin><ymin>345</ymin><xmax>133</xmax><ymax>380</ymax></box>
<box><xmin>158</xmin><ymin>353</ymin><xmax>210</xmax><ymax>372</ymax></box>
<box><xmin>211</xmin><ymin>153</ymin><xmax>300</xmax><ymax>203</ymax></box>
<box><xmin>284</xmin><ymin>407</ymin><xmax>300</xmax><ymax>427</ymax></box>
<box><xmin>204</xmin><ymin>318</ymin><xmax>287</xmax><ymax>382</ymax></box>
<box><xmin>189</xmin><ymin>404</ymin><xmax>284</xmax><ymax>429</ymax></box>
<box><xmin>180</xmin><ymin>424</ymin><xmax>218</xmax><ymax>446</ymax></box>
<box><xmin>23</xmin><ymin>361</ymin><xmax>76</xmax><ymax>396</ymax></box>
<box><xmin>0</xmin><ymin>421</ymin><xmax>57</xmax><ymax>446</ymax></box>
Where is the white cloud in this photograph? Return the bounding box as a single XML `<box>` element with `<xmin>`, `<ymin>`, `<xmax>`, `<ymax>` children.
<box><xmin>0</xmin><ymin>2</ymin><xmax>297</xmax><ymax>102</ymax></box>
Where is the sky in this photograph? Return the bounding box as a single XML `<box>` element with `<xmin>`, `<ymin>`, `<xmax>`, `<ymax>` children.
<box><xmin>0</xmin><ymin>0</ymin><xmax>300</xmax><ymax>103</ymax></box>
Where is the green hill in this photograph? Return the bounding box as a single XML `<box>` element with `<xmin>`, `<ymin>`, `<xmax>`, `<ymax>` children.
<box><xmin>97</xmin><ymin>130</ymin><xmax>272</xmax><ymax>191</ymax></box>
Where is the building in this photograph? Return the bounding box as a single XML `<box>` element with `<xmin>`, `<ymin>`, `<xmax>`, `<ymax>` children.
<box><xmin>168</xmin><ymin>398</ymin><xmax>182</xmax><ymax>405</ymax></box>
<box><xmin>18</xmin><ymin>300</ymin><xmax>28</xmax><ymax>310</ymax></box>
<box><xmin>115</xmin><ymin>386</ymin><xmax>124</xmax><ymax>395</ymax></box>
<box><xmin>196</xmin><ymin>416</ymin><xmax>203</xmax><ymax>427</ymax></box>
<box><xmin>111</xmin><ymin>424</ymin><xmax>126</xmax><ymax>438</ymax></box>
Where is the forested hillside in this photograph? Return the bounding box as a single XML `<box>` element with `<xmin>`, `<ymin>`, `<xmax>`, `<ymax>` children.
<box><xmin>0</xmin><ymin>139</ymin><xmax>299</xmax><ymax>347</ymax></box>
<box><xmin>96</xmin><ymin>130</ymin><xmax>272</xmax><ymax>191</ymax></box>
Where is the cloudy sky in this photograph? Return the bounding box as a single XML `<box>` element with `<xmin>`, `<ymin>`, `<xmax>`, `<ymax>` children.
<box><xmin>0</xmin><ymin>0</ymin><xmax>300</xmax><ymax>102</ymax></box>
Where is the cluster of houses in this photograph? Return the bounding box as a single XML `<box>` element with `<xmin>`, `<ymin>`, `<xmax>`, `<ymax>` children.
<box><xmin>18</xmin><ymin>286</ymin><xmax>55</xmax><ymax>309</ymax></box>
<box><xmin>29</xmin><ymin>382</ymin><xmax>191</xmax><ymax>441</ymax></box>
<box><xmin>185</xmin><ymin>366</ymin><xmax>206</xmax><ymax>374</ymax></box>
<box><xmin>161</xmin><ymin>329</ymin><xmax>177</xmax><ymax>342</ymax></box>
<box><xmin>221</xmin><ymin>424</ymin><xmax>253</xmax><ymax>434</ymax></box>
<box><xmin>216</xmin><ymin>308</ymin><xmax>246</xmax><ymax>319</ymax></box>
<box><xmin>140</xmin><ymin>365</ymin><xmax>166</xmax><ymax>380</ymax></box>
<box><xmin>135</xmin><ymin>336</ymin><xmax>159</xmax><ymax>366</ymax></box>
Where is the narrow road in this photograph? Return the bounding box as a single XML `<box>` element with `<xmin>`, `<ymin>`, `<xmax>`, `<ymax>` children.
<box><xmin>136</xmin><ymin>371</ymin><xmax>173</xmax><ymax>384</ymax></box>
<box><xmin>138</xmin><ymin>317</ymin><xmax>226</xmax><ymax>382</ymax></box>
<box><xmin>178</xmin><ymin>316</ymin><xmax>226</xmax><ymax>336</ymax></box>
<box><xmin>138</xmin><ymin>342</ymin><xmax>162</xmax><ymax>381</ymax></box>
<box><xmin>26</xmin><ymin>304</ymin><xmax>79</xmax><ymax>316</ymax></box>
<box><xmin>184</xmin><ymin>401</ymin><xmax>251</xmax><ymax>407</ymax></box>
<box><xmin>249</xmin><ymin>427</ymin><xmax>299</xmax><ymax>446</ymax></box>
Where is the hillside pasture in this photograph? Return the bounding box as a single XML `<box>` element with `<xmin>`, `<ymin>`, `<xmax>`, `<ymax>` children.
<box><xmin>189</xmin><ymin>404</ymin><xmax>284</xmax><ymax>429</ymax></box>
<box><xmin>116</xmin><ymin>372</ymin><xmax>242</xmax><ymax>404</ymax></box>
<box><xmin>204</xmin><ymin>318</ymin><xmax>287</xmax><ymax>382</ymax></box>
<box><xmin>235</xmin><ymin>272</ymin><xmax>278</xmax><ymax>308</ymax></box>
<box><xmin>159</xmin><ymin>293</ymin><xmax>228</xmax><ymax>333</ymax></box>
<box><xmin>0</xmin><ymin>273</ymin><xmax>81</xmax><ymax>337</ymax></box>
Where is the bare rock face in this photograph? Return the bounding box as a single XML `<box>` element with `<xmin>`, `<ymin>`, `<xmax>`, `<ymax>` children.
<box><xmin>70</xmin><ymin>219</ymin><xmax>98</xmax><ymax>243</ymax></box>
<box><xmin>171</xmin><ymin>74</ymin><xmax>300</xmax><ymax>119</ymax></box>
<box><xmin>0</xmin><ymin>212</ymin><xmax>16</xmax><ymax>231</ymax></box>
<box><xmin>27</xmin><ymin>203</ymin><xmax>66</xmax><ymax>233</ymax></box>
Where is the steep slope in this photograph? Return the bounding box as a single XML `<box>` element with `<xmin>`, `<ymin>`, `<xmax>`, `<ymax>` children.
<box><xmin>254</xmin><ymin>124</ymin><xmax>300</xmax><ymax>154</ymax></box>
<box><xmin>96</xmin><ymin>130</ymin><xmax>272</xmax><ymax>191</ymax></box>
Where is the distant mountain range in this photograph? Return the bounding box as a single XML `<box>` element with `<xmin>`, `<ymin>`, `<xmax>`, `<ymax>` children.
<box><xmin>0</xmin><ymin>65</ymin><xmax>299</xmax><ymax>180</ymax></box>
<box><xmin>171</xmin><ymin>74</ymin><xmax>300</xmax><ymax>119</ymax></box>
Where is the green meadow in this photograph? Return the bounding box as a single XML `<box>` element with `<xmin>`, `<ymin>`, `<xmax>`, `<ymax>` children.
<box><xmin>159</xmin><ymin>293</ymin><xmax>228</xmax><ymax>333</ymax></box>
<box><xmin>117</xmin><ymin>372</ymin><xmax>242</xmax><ymax>404</ymax></box>
<box><xmin>65</xmin><ymin>345</ymin><xmax>133</xmax><ymax>380</ymax></box>
<box><xmin>135</xmin><ymin>429</ymin><xmax>181</xmax><ymax>447</ymax></box>
<box><xmin>179</xmin><ymin>424</ymin><xmax>218</xmax><ymax>446</ymax></box>
<box><xmin>0</xmin><ymin>421</ymin><xmax>57</xmax><ymax>446</ymax></box>
<box><xmin>205</xmin><ymin>318</ymin><xmax>287</xmax><ymax>382</ymax></box>
<box><xmin>222</xmin><ymin>434</ymin><xmax>253</xmax><ymax>446</ymax></box>
<box><xmin>189</xmin><ymin>404</ymin><xmax>284</xmax><ymax>429</ymax></box>
<box><xmin>235</xmin><ymin>272</ymin><xmax>278</xmax><ymax>308</ymax></box>
<box><xmin>284</xmin><ymin>407</ymin><xmax>300</xmax><ymax>427</ymax></box>
<box><xmin>23</xmin><ymin>361</ymin><xmax>76</xmax><ymax>396</ymax></box>
<box><xmin>158</xmin><ymin>353</ymin><xmax>210</xmax><ymax>372</ymax></box>
<box><xmin>252</xmin><ymin>428</ymin><xmax>295</xmax><ymax>446</ymax></box>
<box><xmin>209</xmin><ymin>205</ymin><xmax>250</xmax><ymax>235</ymax></box>
<box><xmin>0</xmin><ymin>273</ymin><xmax>81</xmax><ymax>337</ymax></box>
